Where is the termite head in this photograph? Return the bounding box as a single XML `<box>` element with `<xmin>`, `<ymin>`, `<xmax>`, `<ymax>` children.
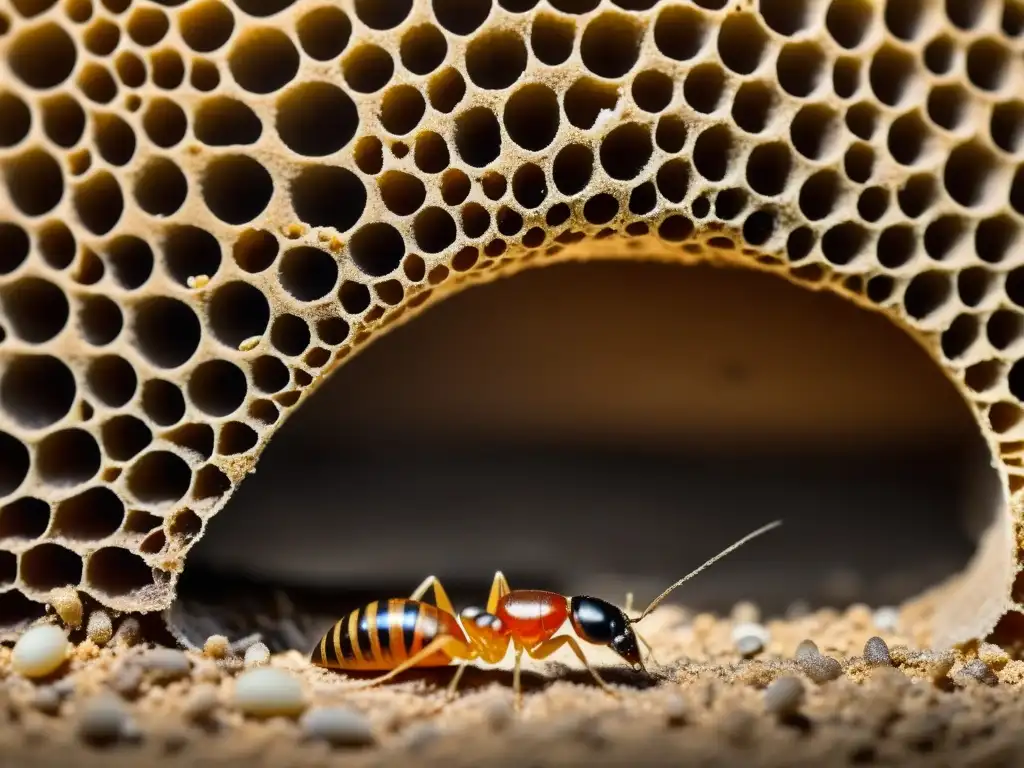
<box><xmin>569</xmin><ymin>596</ymin><xmax>646</xmax><ymax>673</ymax></box>
<box><xmin>459</xmin><ymin>606</ymin><xmax>509</xmax><ymax>664</ymax></box>
<box><xmin>609</xmin><ymin>628</ymin><xmax>644</xmax><ymax>672</ymax></box>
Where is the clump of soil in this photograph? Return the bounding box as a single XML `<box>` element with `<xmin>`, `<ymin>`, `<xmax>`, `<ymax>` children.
<box><xmin>1</xmin><ymin>603</ymin><xmax>1023</xmax><ymax>767</ymax></box>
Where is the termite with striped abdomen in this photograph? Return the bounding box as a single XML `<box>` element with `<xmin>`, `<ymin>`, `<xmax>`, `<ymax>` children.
<box><xmin>310</xmin><ymin>520</ymin><xmax>781</xmax><ymax>708</ymax></box>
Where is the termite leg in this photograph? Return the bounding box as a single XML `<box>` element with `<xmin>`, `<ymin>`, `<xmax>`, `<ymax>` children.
<box><xmin>624</xmin><ymin>592</ymin><xmax>657</xmax><ymax>667</ymax></box>
<box><xmin>408</xmin><ymin>575</ymin><xmax>456</xmax><ymax>615</ymax></box>
<box><xmin>527</xmin><ymin>635</ymin><xmax>619</xmax><ymax>697</ymax></box>
<box><xmin>486</xmin><ymin>571</ymin><xmax>511</xmax><ymax>614</ymax></box>
<box><xmin>634</xmin><ymin>629</ymin><xmax>658</xmax><ymax>667</ymax></box>
<box><xmin>446</xmin><ymin>661</ymin><xmax>470</xmax><ymax>700</ymax></box>
<box><xmin>339</xmin><ymin>637</ymin><xmax>472</xmax><ymax>690</ymax></box>
<box><xmin>512</xmin><ymin>646</ymin><xmax>524</xmax><ymax>710</ymax></box>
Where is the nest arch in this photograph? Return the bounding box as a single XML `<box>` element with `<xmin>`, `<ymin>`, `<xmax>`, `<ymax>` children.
<box><xmin>189</xmin><ymin>233</ymin><xmax>1010</xmax><ymax>651</ymax></box>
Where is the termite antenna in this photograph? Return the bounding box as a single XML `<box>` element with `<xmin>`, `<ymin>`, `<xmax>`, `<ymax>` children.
<box><xmin>630</xmin><ymin>520</ymin><xmax>783</xmax><ymax>624</ymax></box>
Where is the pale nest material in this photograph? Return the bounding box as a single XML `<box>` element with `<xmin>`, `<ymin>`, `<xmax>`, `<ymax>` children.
<box><xmin>0</xmin><ymin>0</ymin><xmax>1022</xmax><ymax>652</ymax></box>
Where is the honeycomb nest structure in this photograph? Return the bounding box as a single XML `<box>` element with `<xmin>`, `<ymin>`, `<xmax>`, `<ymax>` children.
<box><xmin>0</xmin><ymin>0</ymin><xmax>1023</xmax><ymax>648</ymax></box>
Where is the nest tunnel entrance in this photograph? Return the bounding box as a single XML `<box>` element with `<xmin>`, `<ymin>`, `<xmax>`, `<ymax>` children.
<box><xmin>181</xmin><ymin>259</ymin><xmax>998</xmax><ymax>644</ymax></box>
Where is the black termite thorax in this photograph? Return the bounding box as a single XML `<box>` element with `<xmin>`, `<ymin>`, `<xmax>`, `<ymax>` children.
<box><xmin>569</xmin><ymin>595</ymin><xmax>644</xmax><ymax>672</ymax></box>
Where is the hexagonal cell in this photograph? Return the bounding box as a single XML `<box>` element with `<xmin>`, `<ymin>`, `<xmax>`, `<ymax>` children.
<box><xmin>127</xmin><ymin>451</ymin><xmax>192</xmax><ymax>505</ymax></box>
<box><xmin>20</xmin><ymin>542</ymin><xmax>82</xmax><ymax>591</ymax></box>
<box><xmin>0</xmin><ymin>498</ymin><xmax>49</xmax><ymax>541</ymax></box>
<box><xmin>1</xmin><ymin>355</ymin><xmax>76</xmax><ymax>430</ymax></box>
<box><xmin>86</xmin><ymin>546</ymin><xmax>154</xmax><ymax>597</ymax></box>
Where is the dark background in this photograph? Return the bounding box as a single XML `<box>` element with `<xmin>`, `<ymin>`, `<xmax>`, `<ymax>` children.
<box><xmin>184</xmin><ymin>261</ymin><xmax>998</xmax><ymax>626</ymax></box>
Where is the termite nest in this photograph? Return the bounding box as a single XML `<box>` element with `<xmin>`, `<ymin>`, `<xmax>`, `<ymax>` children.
<box><xmin>0</xmin><ymin>0</ymin><xmax>1021</xmax><ymax>654</ymax></box>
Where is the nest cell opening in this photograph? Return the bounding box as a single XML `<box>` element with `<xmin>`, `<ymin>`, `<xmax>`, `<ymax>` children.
<box><xmin>189</xmin><ymin>260</ymin><xmax>999</xmax><ymax>625</ymax></box>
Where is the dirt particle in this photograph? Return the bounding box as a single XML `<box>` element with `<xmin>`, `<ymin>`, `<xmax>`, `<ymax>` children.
<box><xmin>12</xmin><ymin>625</ymin><xmax>70</xmax><ymax>679</ymax></box>
<box><xmin>719</xmin><ymin>708</ymin><xmax>757</xmax><ymax>746</ymax></box>
<box><xmin>77</xmin><ymin>693</ymin><xmax>131</xmax><ymax>746</ymax></box>
<box><xmin>244</xmin><ymin>641</ymin><xmax>271</xmax><ymax>667</ymax></box>
<box><xmin>112</xmin><ymin>618</ymin><xmax>141</xmax><ymax>647</ymax></box>
<box><xmin>894</xmin><ymin>711</ymin><xmax>947</xmax><ymax>751</ymax></box>
<box><xmin>300</xmin><ymin>706</ymin><xmax>376</xmax><ymax>747</ymax></box>
<box><xmin>764</xmin><ymin>675</ymin><xmax>805</xmax><ymax>717</ymax></box>
<box><xmin>402</xmin><ymin>722</ymin><xmax>441</xmax><ymax>750</ymax></box>
<box><xmin>925</xmin><ymin>650</ymin><xmax>956</xmax><ymax>683</ymax></box>
<box><xmin>956</xmin><ymin>659</ymin><xmax>998</xmax><ymax>687</ymax></box>
<box><xmin>140</xmin><ymin>648</ymin><xmax>191</xmax><ymax>682</ymax></box>
<box><xmin>162</xmin><ymin>729</ymin><xmax>189</xmax><ymax>753</ymax></box>
<box><xmin>192</xmin><ymin>659</ymin><xmax>222</xmax><ymax>683</ymax></box>
<box><xmin>798</xmin><ymin>653</ymin><xmax>843</xmax><ymax>684</ymax></box>
<box><xmin>233</xmin><ymin>667</ymin><xmax>307</xmax><ymax>718</ymax></box>
<box><xmin>238</xmin><ymin>336</ymin><xmax>261</xmax><ymax>352</ymax></box>
<box><xmin>121</xmin><ymin>716</ymin><xmax>144</xmax><ymax>744</ymax></box>
<box><xmin>483</xmin><ymin>696</ymin><xmax>514</xmax><ymax>731</ymax></box>
<box><xmin>107</xmin><ymin>662</ymin><xmax>143</xmax><ymax>698</ymax></box>
<box><xmin>732</xmin><ymin>622</ymin><xmax>769</xmax><ymax>658</ymax></box>
<box><xmin>86</xmin><ymin>611</ymin><xmax>113</xmax><ymax>646</ymax></box>
<box><xmin>979</xmin><ymin>643</ymin><xmax>1010</xmax><ymax>670</ymax></box>
<box><xmin>216</xmin><ymin>656</ymin><xmax>245</xmax><ymax>675</ymax></box>
<box><xmin>738</xmin><ymin>660</ymin><xmax>778</xmax><ymax>688</ymax></box>
<box><xmin>50</xmin><ymin>587</ymin><xmax>83</xmax><ymax>629</ymax></box>
<box><xmin>570</xmin><ymin>713</ymin><xmax>610</xmax><ymax>749</ymax></box>
<box><xmin>183</xmin><ymin>684</ymin><xmax>219</xmax><ymax>724</ymax></box>
<box><xmin>203</xmin><ymin>635</ymin><xmax>230</xmax><ymax>659</ymax></box>
<box><xmin>872</xmin><ymin>606</ymin><xmax>900</xmax><ymax>633</ymax></box>
<box><xmin>886</xmin><ymin>644</ymin><xmax>912</xmax><ymax>665</ymax></box>
<box><xmin>870</xmin><ymin>665</ymin><xmax>910</xmax><ymax>691</ymax></box>
<box><xmin>736</xmin><ymin>634</ymin><xmax>765</xmax><ymax>657</ymax></box>
<box><xmin>663</xmin><ymin>692</ymin><xmax>688</xmax><ymax>726</ymax></box>
<box><xmin>794</xmin><ymin>639</ymin><xmax>819</xmax><ymax>661</ymax></box>
<box><xmin>864</xmin><ymin>636</ymin><xmax>893</xmax><ymax>667</ymax></box>
<box><xmin>31</xmin><ymin>686</ymin><xmax>63</xmax><ymax>715</ymax></box>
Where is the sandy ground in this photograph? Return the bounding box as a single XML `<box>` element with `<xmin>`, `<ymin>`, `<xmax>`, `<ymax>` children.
<box><xmin>2</xmin><ymin>604</ymin><xmax>1024</xmax><ymax>768</ymax></box>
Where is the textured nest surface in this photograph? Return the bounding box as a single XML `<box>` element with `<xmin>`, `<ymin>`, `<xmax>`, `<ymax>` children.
<box><xmin>4</xmin><ymin>605</ymin><xmax>1024</xmax><ymax>768</ymax></box>
<box><xmin>2</xmin><ymin>0</ymin><xmax>1024</xmax><ymax>656</ymax></box>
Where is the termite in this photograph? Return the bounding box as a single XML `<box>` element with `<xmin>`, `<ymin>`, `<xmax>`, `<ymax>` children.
<box><xmin>310</xmin><ymin>520</ymin><xmax>781</xmax><ymax>706</ymax></box>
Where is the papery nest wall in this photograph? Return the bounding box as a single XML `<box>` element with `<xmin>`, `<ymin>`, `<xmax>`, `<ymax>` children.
<box><xmin>0</xmin><ymin>0</ymin><xmax>1022</xmax><ymax>650</ymax></box>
